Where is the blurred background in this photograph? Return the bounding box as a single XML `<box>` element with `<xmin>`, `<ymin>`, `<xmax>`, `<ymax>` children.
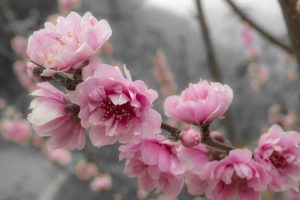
<box><xmin>0</xmin><ymin>0</ymin><xmax>299</xmax><ymax>199</ymax></box>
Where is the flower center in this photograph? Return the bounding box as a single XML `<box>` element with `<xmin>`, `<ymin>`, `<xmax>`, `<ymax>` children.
<box><xmin>270</xmin><ymin>151</ymin><xmax>288</xmax><ymax>169</ymax></box>
<box><xmin>100</xmin><ymin>98</ymin><xmax>135</xmax><ymax>123</ymax></box>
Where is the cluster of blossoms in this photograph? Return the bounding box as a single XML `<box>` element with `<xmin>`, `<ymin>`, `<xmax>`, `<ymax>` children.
<box><xmin>24</xmin><ymin>11</ymin><xmax>300</xmax><ymax>199</ymax></box>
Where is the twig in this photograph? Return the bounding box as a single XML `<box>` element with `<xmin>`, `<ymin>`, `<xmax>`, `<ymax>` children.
<box><xmin>278</xmin><ymin>0</ymin><xmax>300</xmax><ymax>69</ymax></box>
<box><xmin>30</xmin><ymin>60</ymin><xmax>82</xmax><ymax>90</ymax></box>
<box><xmin>225</xmin><ymin>0</ymin><xmax>293</xmax><ymax>53</ymax></box>
<box><xmin>195</xmin><ymin>0</ymin><xmax>239</xmax><ymax>145</ymax></box>
<box><xmin>161</xmin><ymin>122</ymin><xmax>234</xmax><ymax>152</ymax></box>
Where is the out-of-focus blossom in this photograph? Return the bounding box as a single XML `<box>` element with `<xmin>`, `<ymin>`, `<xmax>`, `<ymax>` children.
<box><xmin>90</xmin><ymin>174</ymin><xmax>112</xmax><ymax>192</ymax></box>
<box><xmin>241</xmin><ymin>23</ymin><xmax>259</xmax><ymax>60</ymax></box>
<box><xmin>285</xmin><ymin>190</ymin><xmax>300</xmax><ymax>200</ymax></box>
<box><xmin>204</xmin><ymin>149</ymin><xmax>270</xmax><ymax>200</ymax></box>
<box><xmin>59</xmin><ymin>0</ymin><xmax>81</xmax><ymax>13</ymax></box>
<box><xmin>75</xmin><ymin>159</ymin><xmax>98</xmax><ymax>181</ymax></box>
<box><xmin>248</xmin><ymin>64</ymin><xmax>269</xmax><ymax>92</ymax></box>
<box><xmin>71</xmin><ymin>64</ymin><xmax>161</xmax><ymax>147</ymax></box>
<box><xmin>10</xmin><ymin>35</ymin><xmax>27</xmax><ymax>58</ymax></box>
<box><xmin>28</xmin><ymin>82</ymin><xmax>86</xmax><ymax>150</ymax></box>
<box><xmin>119</xmin><ymin>136</ymin><xmax>185</xmax><ymax>195</ymax></box>
<box><xmin>47</xmin><ymin>148</ymin><xmax>72</xmax><ymax>165</ymax></box>
<box><xmin>101</xmin><ymin>41</ymin><xmax>113</xmax><ymax>56</ymax></box>
<box><xmin>13</xmin><ymin>61</ymin><xmax>37</xmax><ymax>91</ymax></box>
<box><xmin>282</xmin><ymin>110</ymin><xmax>299</xmax><ymax>130</ymax></box>
<box><xmin>153</xmin><ymin>49</ymin><xmax>177</xmax><ymax>98</ymax></box>
<box><xmin>268</xmin><ymin>104</ymin><xmax>283</xmax><ymax>124</ymax></box>
<box><xmin>296</xmin><ymin>0</ymin><xmax>300</xmax><ymax>13</ymax></box>
<box><xmin>137</xmin><ymin>189</ymin><xmax>148</xmax><ymax>200</ymax></box>
<box><xmin>27</xmin><ymin>12</ymin><xmax>111</xmax><ymax>76</ymax></box>
<box><xmin>180</xmin><ymin>127</ymin><xmax>201</xmax><ymax>148</ymax></box>
<box><xmin>47</xmin><ymin>14</ymin><xmax>59</xmax><ymax>24</ymax></box>
<box><xmin>255</xmin><ymin>125</ymin><xmax>300</xmax><ymax>192</ymax></box>
<box><xmin>164</xmin><ymin>80</ymin><xmax>233</xmax><ymax>125</ymax></box>
<box><xmin>0</xmin><ymin>119</ymin><xmax>31</xmax><ymax>144</ymax></box>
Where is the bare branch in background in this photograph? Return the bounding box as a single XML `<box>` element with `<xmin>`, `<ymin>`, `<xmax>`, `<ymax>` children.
<box><xmin>195</xmin><ymin>0</ymin><xmax>240</xmax><ymax>145</ymax></box>
<box><xmin>278</xmin><ymin>0</ymin><xmax>300</xmax><ymax>70</ymax></box>
<box><xmin>225</xmin><ymin>0</ymin><xmax>293</xmax><ymax>54</ymax></box>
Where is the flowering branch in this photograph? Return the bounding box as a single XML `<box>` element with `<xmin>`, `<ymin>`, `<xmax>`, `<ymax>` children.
<box><xmin>161</xmin><ymin>122</ymin><xmax>234</xmax><ymax>152</ymax></box>
<box><xmin>278</xmin><ymin>0</ymin><xmax>300</xmax><ymax>69</ymax></box>
<box><xmin>30</xmin><ymin>60</ymin><xmax>82</xmax><ymax>90</ymax></box>
<box><xmin>225</xmin><ymin>0</ymin><xmax>293</xmax><ymax>53</ymax></box>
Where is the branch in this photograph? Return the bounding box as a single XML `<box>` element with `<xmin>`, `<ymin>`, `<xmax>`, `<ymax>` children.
<box><xmin>278</xmin><ymin>0</ymin><xmax>300</xmax><ymax>69</ymax></box>
<box><xmin>195</xmin><ymin>0</ymin><xmax>239</xmax><ymax>145</ymax></box>
<box><xmin>195</xmin><ymin>0</ymin><xmax>222</xmax><ymax>82</ymax></box>
<box><xmin>161</xmin><ymin>122</ymin><xmax>234</xmax><ymax>153</ymax></box>
<box><xmin>225</xmin><ymin>0</ymin><xmax>293</xmax><ymax>54</ymax></box>
<box><xmin>30</xmin><ymin>61</ymin><xmax>82</xmax><ymax>90</ymax></box>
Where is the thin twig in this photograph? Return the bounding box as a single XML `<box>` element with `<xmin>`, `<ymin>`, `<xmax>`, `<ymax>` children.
<box><xmin>278</xmin><ymin>0</ymin><xmax>300</xmax><ymax>70</ymax></box>
<box><xmin>30</xmin><ymin>60</ymin><xmax>81</xmax><ymax>90</ymax></box>
<box><xmin>195</xmin><ymin>0</ymin><xmax>239</xmax><ymax>145</ymax></box>
<box><xmin>161</xmin><ymin>122</ymin><xmax>234</xmax><ymax>152</ymax></box>
<box><xmin>225</xmin><ymin>0</ymin><xmax>293</xmax><ymax>53</ymax></box>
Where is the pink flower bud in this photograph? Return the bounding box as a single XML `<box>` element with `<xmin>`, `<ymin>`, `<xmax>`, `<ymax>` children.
<box><xmin>47</xmin><ymin>148</ymin><xmax>72</xmax><ymax>165</ymax></box>
<box><xmin>180</xmin><ymin>128</ymin><xmax>200</xmax><ymax>147</ymax></box>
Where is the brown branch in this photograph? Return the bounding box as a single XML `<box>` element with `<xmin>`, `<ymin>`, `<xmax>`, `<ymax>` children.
<box><xmin>278</xmin><ymin>0</ymin><xmax>300</xmax><ymax>69</ymax></box>
<box><xmin>225</xmin><ymin>0</ymin><xmax>293</xmax><ymax>54</ymax></box>
<box><xmin>195</xmin><ymin>0</ymin><xmax>239</xmax><ymax>145</ymax></box>
<box><xmin>30</xmin><ymin>60</ymin><xmax>82</xmax><ymax>90</ymax></box>
<box><xmin>161</xmin><ymin>122</ymin><xmax>234</xmax><ymax>152</ymax></box>
<box><xmin>195</xmin><ymin>0</ymin><xmax>222</xmax><ymax>82</ymax></box>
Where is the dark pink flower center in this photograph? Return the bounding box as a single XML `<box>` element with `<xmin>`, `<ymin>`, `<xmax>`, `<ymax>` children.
<box><xmin>270</xmin><ymin>151</ymin><xmax>288</xmax><ymax>169</ymax></box>
<box><xmin>99</xmin><ymin>98</ymin><xmax>135</xmax><ymax>123</ymax></box>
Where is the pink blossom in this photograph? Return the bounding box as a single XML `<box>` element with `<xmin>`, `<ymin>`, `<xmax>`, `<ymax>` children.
<box><xmin>47</xmin><ymin>148</ymin><xmax>72</xmax><ymax>165</ymax></box>
<box><xmin>164</xmin><ymin>80</ymin><xmax>233</xmax><ymax>125</ymax></box>
<box><xmin>28</xmin><ymin>82</ymin><xmax>86</xmax><ymax>150</ymax></box>
<box><xmin>58</xmin><ymin>0</ymin><xmax>81</xmax><ymax>13</ymax></box>
<box><xmin>153</xmin><ymin>49</ymin><xmax>177</xmax><ymax>97</ymax></box>
<box><xmin>180</xmin><ymin>127</ymin><xmax>200</xmax><ymax>147</ymax></box>
<box><xmin>178</xmin><ymin>143</ymin><xmax>209</xmax><ymax>196</ymax></box>
<box><xmin>70</xmin><ymin>64</ymin><xmax>161</xmax><ymax>147</ymax></box>
<box><xmin>241</xmin><ymin>24</ymin><xmax>253</xmax><ymax>47</ymax></box>
<box><xmin>297</xmin><ymin>0</ymin><xmax>300</xmax><ymax>13</ymax></box>
<box><xmin>11</xmin><ymin>35</ymin><xmax>27</xmax><ymax>58</ymax></box>
<box><xmin>119</xmin><ymin>136</ymin><xmax>185</xmax><ymax>195</ymax></box>
<box><xmin>204</xmin><ymin>149</ymin><xmax>270</xmax><ymax>200</ymax></box>
<box><xmin>26</xmin><ymin>12</ymin><xmax>111</xmax><ymax>76</ymax></box>
<box><xmin>255</xmin><ymin>124</ymin><xmax>300</xmax><ymax>192</ymax></box>
<box><xmin>75</xmin><ymin>159</ymin><xmax>98</xmax><ymax>181</ymax></box>
<box><xmin>90</xmin><ymin>174</ymin><xmax>112</xmax><ymax>192</ymax></box>
<box><xmin>0</xmin><ymin>119</ymin><xmax>31</xmax><ymax>144</ymax></box>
